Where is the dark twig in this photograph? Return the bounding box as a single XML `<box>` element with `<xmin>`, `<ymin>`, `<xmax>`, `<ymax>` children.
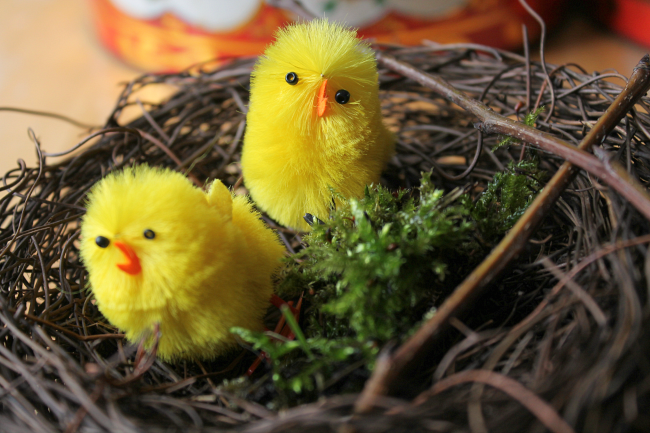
<box><xmin>518</xmin><ymin>0</ymin><xmax>556</xmax><ymax>123</ymax></box>
<box><xmin>0</xmin><ymin>106</ymin><xmax>98</xmax><ymax>129</ymax></box>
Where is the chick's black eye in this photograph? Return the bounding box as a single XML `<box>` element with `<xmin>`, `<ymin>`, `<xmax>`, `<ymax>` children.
<box><xmin>335</xmin><ymin>89</ymin><xmax>350</xmax><ymax>104</ymax></box>
<box><xmin>143</xmin><ymin>229</ymin><xmax>155</xmax><ymax>240</ymax></box>
<box><xmin>95</xmin><ymin>236</ymin><xmax>110</xmax><ymax>248</ymax></box>
<box><xmin>285</xmin><ymin>72</ymin><xmax>298</xmax><ymax>85</ymax></box>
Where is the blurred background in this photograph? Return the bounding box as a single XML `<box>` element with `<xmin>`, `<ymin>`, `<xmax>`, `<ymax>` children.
<box><xmin>0</xmin><ymin>0</ymin><xmax>648</xmax><ymax>176</ymax></box>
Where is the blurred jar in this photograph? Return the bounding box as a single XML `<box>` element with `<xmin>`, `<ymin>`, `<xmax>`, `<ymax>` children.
<box><xmin>89</xmin><ymin>0</ymin><xmax>567</xmax><ymax>72</ymax></box>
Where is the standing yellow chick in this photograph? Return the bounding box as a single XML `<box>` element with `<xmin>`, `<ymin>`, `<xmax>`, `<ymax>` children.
<box><xmin>79</xmin><ymin>165</ymin><xmax>285</xmax><ymax>361</ymax></box>
<box><xmin>241</xmin><ymin>19</ymin><xmax>395</xmax><ymax>231</ymax></box>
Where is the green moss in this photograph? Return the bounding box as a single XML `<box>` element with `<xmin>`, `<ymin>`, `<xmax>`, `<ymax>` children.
<box><xmin>230</xmin><ymin>162</ymin><xmax>544</xmax><ymax>405</ymax></box>
<box><xmin>302</xmin><ymin>176</ymin><xmax>476</xmax><ymax>343</ymax></box>
<box><xmin>471</xmin><ymin>159</ymin><xmax>545</xmax><ymax>241</ymax></box>
<box><xmin>231</xmin><ymin>174</ymin><xmax>479</xmax><ymax>401</ymax></box>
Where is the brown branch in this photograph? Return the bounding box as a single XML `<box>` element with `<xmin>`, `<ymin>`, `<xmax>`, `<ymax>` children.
<box><xmin>356</xmin><ymin>53</ymin><xmax>650</xmax><ymax>409</ymax></box>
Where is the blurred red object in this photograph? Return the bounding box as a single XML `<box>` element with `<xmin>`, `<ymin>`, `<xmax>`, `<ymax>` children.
<box><xmin>88</xmin><ymin>0</ymin><xmax>568</xmax><ymax>72</ymax></box>
<box><xmin>598</xmin><ymin>0</ymin><xmax>650</xmax><ymax>47</ymax></box>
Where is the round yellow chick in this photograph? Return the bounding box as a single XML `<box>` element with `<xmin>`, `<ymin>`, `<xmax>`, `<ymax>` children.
<box><xmin>241</xmin><ymin>19</ymin><xmax>395</xmax><ymax>231</ymax></box>
<box><xmin>79</xmin><ymin>165</ymin><xmax>285</xmax><ymax>361</ymax></box>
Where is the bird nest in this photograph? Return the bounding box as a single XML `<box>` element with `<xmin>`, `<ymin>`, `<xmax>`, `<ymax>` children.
<box><xmin>2</xmin><ymin>34</ymin><xmax>650</xmax><ymax>432</ymax></box>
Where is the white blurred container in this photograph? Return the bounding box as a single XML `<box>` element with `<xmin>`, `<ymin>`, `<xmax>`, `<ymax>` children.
<box><xmin>89</xmin><ymin>0</ymin><xmax>567</xmax><ymax>72</ymax></box>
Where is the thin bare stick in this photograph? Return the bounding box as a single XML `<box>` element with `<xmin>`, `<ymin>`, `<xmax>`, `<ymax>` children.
<box><xmin>0</xmin><ymin>106</ymin><xmax>98</xmax><ymax>129</ymax></box>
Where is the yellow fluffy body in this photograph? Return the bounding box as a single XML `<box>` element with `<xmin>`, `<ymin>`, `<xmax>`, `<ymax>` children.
<box><xmin>241</xmin><ymin>19</ymin><xmax>395</xmax><ymax>231</ymax></box>
<box><xmin>80</xmin><ymin>166</ymin><xmax>285</xmax><ymax>361</ymax></box>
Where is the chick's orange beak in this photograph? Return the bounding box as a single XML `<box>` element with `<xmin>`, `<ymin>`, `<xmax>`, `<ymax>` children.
<box><xmin>317</xmin><ymin>79</ymin><xmax>328</xmax><ymax>117</ymax></box>
<box><xmin>114</xmin><ymin>241</ymin><xmax>142</xmax><ymax>275</ymax></box>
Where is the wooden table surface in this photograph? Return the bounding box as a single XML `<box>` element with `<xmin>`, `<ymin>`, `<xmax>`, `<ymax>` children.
<box><xmin>1</xmin><ymin>0</ymin><xmax>648</xmax><ymax>177</ymax></box>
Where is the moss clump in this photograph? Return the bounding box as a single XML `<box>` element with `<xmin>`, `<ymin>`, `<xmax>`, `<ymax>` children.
<box><xmin>471</xmin><ymin>160</ymin><xmax>546</xmax><ymax>241</ymax></box>
<box><xmin>231</xmin><ymin>174</ymin><xmax>477</xmax><ymax>402</ymax></box>
<box><xmin>231</xmin><ymin>164</ymin><xmax>543</xmax><ymax>405</ymax></box>
<box><xmin>300</xmin><ymin>177</ymin><xmax>476</xmax><ymax>343</ymax></box>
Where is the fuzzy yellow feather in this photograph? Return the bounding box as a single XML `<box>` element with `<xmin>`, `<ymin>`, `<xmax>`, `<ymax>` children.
<box><xmin>79</xmin><ymin>165</ymin><xmax>285</xmax><ymax>361</ymax></box>
<box><xmin>241</xmin><ymin>19</ymin><xmax>395</xmax><ymax>231</ymax></box>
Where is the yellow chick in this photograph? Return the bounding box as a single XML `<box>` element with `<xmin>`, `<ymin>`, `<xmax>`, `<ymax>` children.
<box><xmin>79</xmin><ymin>165</ymin><xmax>285</xmax><ymax>361</ymax></box>
<box><xmin>241</xmin><ymin>19</ymin><xmax>395</xmax><ymax>231</ymax></box>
